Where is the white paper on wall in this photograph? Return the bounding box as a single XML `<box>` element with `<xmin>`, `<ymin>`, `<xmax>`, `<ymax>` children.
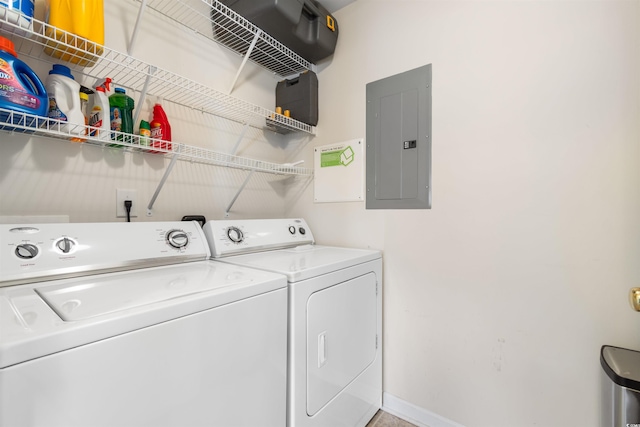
<box><xmin>313</xmin><ymin>139</ymin><xmax>364</xmax><ymax>203</ymax></box>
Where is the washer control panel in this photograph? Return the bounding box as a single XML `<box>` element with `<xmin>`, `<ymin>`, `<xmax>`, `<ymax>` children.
<box><xmin>0</xmin><ymin>221</ymin><xmax>209</xmax><ymax>287</ymax></box>
<box><xmin>204</xmin><ymin>218</ymin><xmax>315</xmax><ymax>258</ymax></box>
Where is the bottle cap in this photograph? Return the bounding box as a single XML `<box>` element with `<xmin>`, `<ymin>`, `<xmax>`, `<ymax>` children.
<box><xmin>0</xmin><ymin>36</ymin><xmax>17</xmax><ymax>57</ymax></box>
<box><xmin>79</xmin><ymin>92</ymin><xmax>89</xmax><ymax>101</ymax></box>
<box><xmin>115</xmin><ymin>87</ymin><xmax>126</xmax><ymax>94</ymax></box>
<box><xmin>49</xmin><ymin>64</ymin><xmax>75</xmax><ymax>79</ymax></box>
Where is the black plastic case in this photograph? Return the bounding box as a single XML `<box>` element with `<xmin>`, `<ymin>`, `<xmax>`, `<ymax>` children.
<box><xmin>219</xmin><ymin>0</ymin><xmax>338</xmax><ymax>63</ymax></box>
<box><xmin>276</xmin><ymin>70</ymin><xmax>318</xmax><ymax>126</ymax></box>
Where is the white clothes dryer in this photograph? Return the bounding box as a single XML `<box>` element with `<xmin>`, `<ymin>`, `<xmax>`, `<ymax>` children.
<box><xmin>204</xmin><ymin>218</ymin><xmax>382</xmax><ymax>427</ymax></box>
<box><xmin>0</xmin><ymin>221</ymin><xmax>288</xmax><ymax>427</ymax></box>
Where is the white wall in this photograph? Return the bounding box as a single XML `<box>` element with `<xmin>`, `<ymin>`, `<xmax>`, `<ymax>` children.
<box><xmin>287</xmin><ymin>1</ymin><xmax>640</xmax><ymax>426</ymax></box>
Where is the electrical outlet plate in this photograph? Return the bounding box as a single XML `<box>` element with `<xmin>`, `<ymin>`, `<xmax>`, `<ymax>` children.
<box><xmin>116</xmin><ymin>189</ymin><xmax>137</xmax><ymax>218</ymax></box>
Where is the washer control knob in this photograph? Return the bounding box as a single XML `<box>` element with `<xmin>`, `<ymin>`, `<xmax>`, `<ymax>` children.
<box><xmin>227</xmin><ymin>227</ymin><xmax>244</xmax><ymax>243</ymax></box>
<box><xmin>289</xmin><ymin>226</ymin><xmax>296</xmax><ymax>235</ymax></box>
<box><xmin>15</xmin><ymin>243</ymin><xmax>38</xmax><ymax>259</ymax></box>
<box><xmin>55</xmin><ymin>237</ymin><xmax>75</xmax><ymax>254</ymax></box>
<box><xmin>298</xmin><ymin>227</ymin><xmax>306</xmax><ymax>235</ymax></box>
<box><xmin>166</xmin><ymin>230</ymin><xmax>189</xmax><ymax>249</ymax></box>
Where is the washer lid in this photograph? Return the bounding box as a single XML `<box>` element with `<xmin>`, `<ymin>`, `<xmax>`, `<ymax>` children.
<box><xmin>35</xmin><ymin>261</ymin><xmax>255</xmax><ymax>321</ymax></box>
<box><xmin>0</xmin><ymin>261</ymin><xmax>287</xmax><ymax>368</ymax></box>
<box><xmin>217</xmin><ymin>245</ymin><xmax>381</xmax><ymax>282</ymax></box>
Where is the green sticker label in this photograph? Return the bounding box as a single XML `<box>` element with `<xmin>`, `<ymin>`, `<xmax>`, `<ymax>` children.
<box><xmin>321</xmin><ymin>146</ymin><xmax>355</xmax><ymax>167</ymax></box>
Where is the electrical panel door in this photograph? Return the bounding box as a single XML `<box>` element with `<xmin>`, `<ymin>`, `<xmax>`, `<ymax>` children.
<box><xmin>366</xmin><ymin>64</ymin><xmax>432</xmax><ymax>209</ymax></box>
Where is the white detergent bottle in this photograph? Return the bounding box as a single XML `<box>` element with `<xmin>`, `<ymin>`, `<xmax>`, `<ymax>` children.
<box><xmin>88</xmin><ymin>77</ymin><xmax>111</xmax><ymax>140</ymax></box>
<box><xmin>45</xmin><ymin>64</ymin><xmax>85</xmax><ymax>140</ymax></box>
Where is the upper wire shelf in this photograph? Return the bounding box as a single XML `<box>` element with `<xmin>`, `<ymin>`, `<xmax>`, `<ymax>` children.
<box><xmin>0</xmin><ymin>108</ymin><xmax>314</xmax><ymax>176</ymax></box>
<box><xmin>0</xmin><ymin>14</ymin><xmax>316</xmax><ymax>135</ymax></box>
<box><xmin>142</xmin><ymin>0</ymin><xmax>314</xmax><ymax>78</ymax></box>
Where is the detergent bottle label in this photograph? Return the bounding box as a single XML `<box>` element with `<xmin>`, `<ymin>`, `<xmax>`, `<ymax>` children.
<box><xmin>0</xmin><ymin>58</ymin><xmax>40</xmax><ymax>110</ymax></box>
<box><xmin>47</xmin><ymin>97</ymin><xmax>68</xmax><ymax>121</ymax></box>
<box><xmin>89</xmin><ymin>105</ymin><xmax>103</xmax><ymax>136</ymax></box>
<box><xmin>110</xmin><ymin>107</ymin><xmax>122</xmax><ymax>131</ymax></box>
<box><xmin>150</xmin><ymin>126</ymin><xmax>163</xmax><ymax>139</ymax></box>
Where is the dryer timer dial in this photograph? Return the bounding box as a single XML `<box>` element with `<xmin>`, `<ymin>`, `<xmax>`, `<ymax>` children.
<box><xmin>226</xmin><ymin>226</ymin><xmax>244</xmax><ymax>243</ymax></box>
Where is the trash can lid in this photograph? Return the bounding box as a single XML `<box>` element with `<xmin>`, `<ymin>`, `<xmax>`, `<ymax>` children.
<box><xmin>601</xmin><ymin>345</ymin><xmax>640</xmax><ymax>391</ymax></box>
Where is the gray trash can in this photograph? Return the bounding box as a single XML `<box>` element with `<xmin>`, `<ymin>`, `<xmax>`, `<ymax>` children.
<box><xmin>601</xmin><ymin>345</ymin><xmax>640</xmax><ymax>427</ymax></box>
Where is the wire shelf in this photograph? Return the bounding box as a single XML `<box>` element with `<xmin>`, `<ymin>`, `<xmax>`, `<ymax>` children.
<box><xmin>0</xmin><ymin>108</ymin><xmax>314</xmax><ymax>176</ymax></box>
<box><xmin>0</xmin><ymin>13</ymin><xmax>316</xmax><ymax>135</ymax></box>
<box><xmin>142</xmin><ymin>0</ymin><xmax>314</xmax><ymax>78</ymax></box>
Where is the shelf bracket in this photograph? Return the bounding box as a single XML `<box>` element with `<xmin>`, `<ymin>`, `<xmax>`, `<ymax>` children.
<box><xmin>146</xmin><ymin>146</ymin><xmax>182</xmax><ymax>216</ymax></box>
<box><xmin>225</xmin><ymin>169</ymin><xmax>255</xmax><ymax>217</ymax></box>
<box><xmin>228</xmin><ymin>29</ymin><xmax>262</xmax><ymax>95</ymax></box>
<box><xmin>230</xmin><ymin>123</ymin><xmax>249</xmax><ymax>155</ymax></box>
<box><xmin>129</xmin><ymin>0</ymin><xmax>148</xmax><ymax>57</ymax></box>
<box><xmin>133</xmin><ymin>65</ymin><xmax>157</xmax><ymax>127</ymax></box>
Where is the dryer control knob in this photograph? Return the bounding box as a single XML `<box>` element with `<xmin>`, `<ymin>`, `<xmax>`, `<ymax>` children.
<box><xmin>227</xmin><ymin>226</ymin><xmax>244</xmax><ymax>243</ymax></box>
<box><xmin>15</xmin><ymin>243</ymin><xmax>38</xmax><ymax>259</ymax></box>
<box><xmin>55</xmin><ymin>237</ymin><xmax>75</xmax><ymax>254</ymax></box>
<box><xmin>288</xmin><ymin>226</ymin><xmax>296</xmax><ymax>235</ymax></box>
<box><xmin>166</xmin><ymin>229</ymin><xmax>189</xmax><ymax>249</ymax></box>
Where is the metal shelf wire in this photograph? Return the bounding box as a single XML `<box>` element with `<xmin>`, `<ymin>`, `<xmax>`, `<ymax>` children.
<box><xmin>0</xmin><ymin>108</ymin><xmax>313</xmax><ymax>176</ymax></box>
<box><xmin>0</xmin><ymin>13</ymin><xmax>316</xmax><ymax>135</ymax></box>
<box><xmin>142</xmin><ymin>0</ymin><xmax>314</xmax><ymax>78</ymax></box>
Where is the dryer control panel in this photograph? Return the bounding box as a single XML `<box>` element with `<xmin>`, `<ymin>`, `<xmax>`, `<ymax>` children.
<box><xmin>204</xmin><ymin>218</ymin><xmax>315</xmax><ymax>258</ymax></box>
<box><xmin>0</xmin><ymin>221</ymin><xmax>210</xmax><ymax>287</ymax></box>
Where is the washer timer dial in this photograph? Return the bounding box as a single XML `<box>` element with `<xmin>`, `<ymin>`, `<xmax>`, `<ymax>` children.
<box><xmin>226</xmin><ymin>227</ymin><xmax>244</xmax><ymax>243</ymax></box>
<box><xmin>166</xmin><ymin>229</ymin><xmax>189</xmax><ymax>249</ymax></box>
<box><xmin>55</xmin><ymin>237</ymin><xmax>75</xmax><ymax>254</ymax></box>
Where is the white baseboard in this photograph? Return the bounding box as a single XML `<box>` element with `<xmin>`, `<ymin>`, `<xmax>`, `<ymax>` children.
<box><xmin>381</xmin><ymin>392</ymin><xmax>466</xmax><ymax>427</ymax></box>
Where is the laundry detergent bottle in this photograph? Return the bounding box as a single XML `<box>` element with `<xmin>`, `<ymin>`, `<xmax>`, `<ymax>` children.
<box><xmin>0</xmin><ymin>35</ymin><xmax>47</xmax><ymax>131</ymax></box>
<box><xmin>45</xmin><ymin>64</ymin><xmax>86</xmax><ymax>141</ymax></box>
<box><xmin>149</xmin><ymin>101</ymin><xmax>172</xmax><ymax>153</ymax></box>
<box><xmin>88</xmin><ymin>77</ymin><xmax>110</xmax><ymax>140</ymax></box>
<box><xmin>0</xmin><ymin>0</ymin><xmax>35</xmax><ymax>31</ymax></box>
<box><xmin>44</xmin><ymin>0</ymin><xmax>104</xmax><ymax>67</ymax></box>
<box><xmin>109</xmin><ymin>87</ymin><xmax>134</xmax><ymax>145</ymax></box>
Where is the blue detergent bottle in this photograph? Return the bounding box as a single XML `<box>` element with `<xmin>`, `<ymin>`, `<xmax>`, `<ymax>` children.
<box><xmin>0</xmin><ymin>35</ymin><xmax>48</xmax><ymax>131</ymax></box>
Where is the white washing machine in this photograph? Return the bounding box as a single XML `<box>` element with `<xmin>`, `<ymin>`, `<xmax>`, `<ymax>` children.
<box><xmin>203</xmin><ymin>218</ymin><xmax>382</xmax><ymax>427</ymax></box>
<box><xmin>0</xmin><ymin>221</ymin><xmax>288</xmax><ymax>427</ymax></box>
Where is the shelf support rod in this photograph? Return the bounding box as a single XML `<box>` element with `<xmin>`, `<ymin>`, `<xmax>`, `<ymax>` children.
<box><xmin>230</xmin><ymin>123</ymin><xmax>249</xmax><ymax>155</ymax></box>
<box><xmin>225</xmin><ymin>169</ymin><xmax>255</xmax><ymax>217</ymax></box>
<box><xmin>228</xmin><ymin>29</ymin><xmax>262</xmax><ymax>95</ymax></box>
<box><xmin>129</xmin><ymin>0</ymin><xmax>148</xmax><ymax>56</ymax></box>
<box><xmin>133</xmin><ymin>65</ymin><xmax>157</xmax><ymax>127</ymax></box>
<box><xmin>146</xmin><ymin>146</ymin><xmax>182</xmax><ymax>216</ymax></box>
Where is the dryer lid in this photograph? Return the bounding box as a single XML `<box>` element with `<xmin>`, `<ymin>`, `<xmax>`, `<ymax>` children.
<box><xmin>216</xmin><ymin>245</ymin><xmax>381</xmax><ymax>282</ymax></box>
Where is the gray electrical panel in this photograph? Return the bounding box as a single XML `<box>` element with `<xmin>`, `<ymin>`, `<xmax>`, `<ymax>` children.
<box><xmin>365</xmin><ymin>64</ymin><xmax>432</xmax><ymax>209</ymax></box>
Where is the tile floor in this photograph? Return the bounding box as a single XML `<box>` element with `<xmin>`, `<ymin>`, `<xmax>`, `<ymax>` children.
<box><xmin>366</xmin><ymin>410</ymin><xmax>418</xmax><ymax>427</ymax></box>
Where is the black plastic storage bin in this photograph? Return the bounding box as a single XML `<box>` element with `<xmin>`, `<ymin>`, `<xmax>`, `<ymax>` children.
<box><xmin>219</xmin><ymin>0</ymin><xmax>338</xmax><ymax>63</ymax></box>
<box><xmin>601</xmin><ymin>345</ymin><xmax>640</xmax><ymax>427</ymax></box>
<box><xmin>276</xmin><ymin>70</ymin><xmax>318</xmax><ymax>126</ymax></box>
